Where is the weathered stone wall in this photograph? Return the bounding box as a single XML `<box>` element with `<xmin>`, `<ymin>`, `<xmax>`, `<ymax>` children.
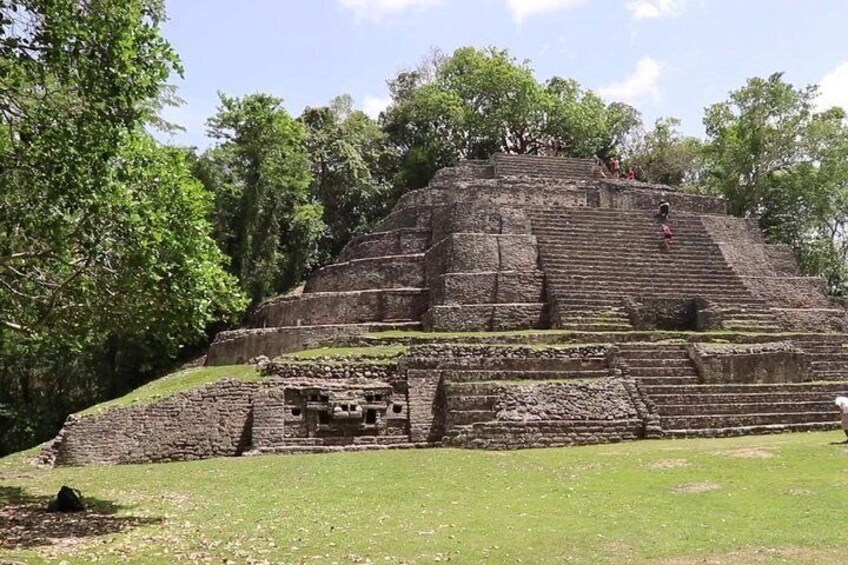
<box><xmin>207</xmin><ymin>325</ymin><xmax>377</xmax><ymax>365</ymax></box>
<box><xmin>422</xmin><ymin>304</ymin><xmax>547</xmax><ymax>332</ymax></box>
<box><xmin>46</xmin><ymin>379</ymin><xmax>257</xmax><ymax>466</ymax></box>
<box><xmin>688</xmin><ymin>342</ymin><xmax>812</xmax><ymax>384</ymax></box>
<box><xmin>429</xmin><ymin>272</ymin><xmax>545</xmax><ymax>305</ymax></box>
<box><xmin>494</xmin><ymin>379</ymin><xmax>637</xmax><ymax>421</ymax></box>
<box><xmin>422</xmin><ymin>200</ymin><xmax>547</xmax><ymax>331</ymax></box>
<box><xmin>251</xmin><ymin>289</ymin><xmax>428</xmax><ymax>327</ymax></box>
<box><xmin>425</xmin><ymin>234</ymin><xmax>538</xmax><ymax>277</ymax></box>
<box><xmin>338</xmin><ymin>228</ymin><xmax>430</xmax><ymax>262</ymax></box>
<box><xmin>305</xmin><ymin>255</ymin><xmax>424</xmax><ymax>293</ymax></box>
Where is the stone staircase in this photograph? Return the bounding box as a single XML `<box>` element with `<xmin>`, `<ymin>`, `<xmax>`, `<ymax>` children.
<box><xmin>527</xmin><ymin>207</ymin><xmax>782</xmax><ymax>332</ymax></box>
<box><xmin>793</xmin><ymin>334</ymin><xmax>848</xmax><ymax>381</ymax></box>
<box><xmin>492</xmin><ymin>154</ymin><xmax>601</xmax><ymax>179</ymax></box>
<box><xmin>621</xmin><ymin>343</ymin><xmax>846</xmax><ymax>437</ymax></box>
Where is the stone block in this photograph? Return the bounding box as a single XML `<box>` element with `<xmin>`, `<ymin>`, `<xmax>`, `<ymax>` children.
<box><xmin>688</xmin><ymin>342</ymin><xmax>813</xmax><ymax>384</ymax></box>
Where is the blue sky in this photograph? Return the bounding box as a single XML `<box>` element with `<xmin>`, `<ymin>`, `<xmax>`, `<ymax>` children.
<box><xmin>159</xmin><ymin>0</ymin><xmax>848</xmax><ymax>149</ymax></box>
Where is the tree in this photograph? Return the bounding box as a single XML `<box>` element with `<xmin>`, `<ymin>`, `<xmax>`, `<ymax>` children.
<box><xmin>381</xmin><ymin>46</ymin><xmax>642</xmax><ymax>191</ymax></box>
<box><xmin>301</xmin><ymin>95</ymin><xmax>392</xmax><ymax>262</ymax></box>
<box><xmin>702</xmin><ymin>73</ymin><xmax>817</xmax><ymax>222</ymax></box>
<box><xmin>0</xmin><ymin>0</ymin><xmax>245</xmax><ymax>452</ymax></box>
<box><xmin>702</xmin><ymin>73</ymin><xmax>848</xmax><ymax>294</ymax></box>
<box><xmin>624</xmin><ymin>117</ymin><xmax>704</xmax><ymax>186</ymax></box>
<box><xmin>195</xmin><ymin>93</ymin><xmax>323</xmax><ymax>305</ymax></box>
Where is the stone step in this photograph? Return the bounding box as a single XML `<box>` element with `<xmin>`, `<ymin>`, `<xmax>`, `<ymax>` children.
<box><xmin>449</xmin><ymin>410</ymin><xmax>497</xmax><ymax>426</ymax></box>
<box><xmin>556</xmin><ymin>309</ymin><xmax>630</xmax><ymax>320</ymax></box>
<box><xmin>544</xmin><ymin>271</ymin><xmax>745</xmax><ymax>284</ymax></box>
<box><xmin>553</xmin><ymin>293</ymin><xmax>768</xmax><ymax>308</ymax></box>
<box><xmin>544</xmin><ymin>274</ymin><xmax>751</xmax><ymax>288</ymax></box>
<box><xmin>635</xmin><ymin>376</ymin><xmax>701</xmax><ymax>385</ymax></box>
<box><xmin>538</xmin><ymin>247</ymin><xmax>725</xmax><ymax>260</ymax></box>
<box><xmin>541</xmin><ymin>249</ymin><xmax>731</xmax><ymax>261</ymax></box>
<box><xmin>620</xmin><ymin>353</ymin><xmax>691</xmax><ymax>360</ymax></box>
<box><xmin>538</xmin><ymin>243</ymin><xmax>722</xmax><ymax>255</ymax></box>
<box><xmin>628</xmin><ymin>366</ymin><xmax>698</xmax><ymax>377</ymax></box>
<box><xmin>642</xmin><ymin>382</ymin><xmax>848</xmax><ymax>395</ymax></box>
<box><xmin>542</xmin><ymin>263</ymin><xmax>739</xmax><ymax>277</ymax></box>
<box><xmin>529</xmin><ymin>208</ymin><xmax>702</xmax><ymax>218</ymax></box>
<box><xmin>556</xmin><ymin>322</ymin><xmax>634</xmax><ymax>331</ymax></box>
<box><xmin>811</xmin><ymin>360</ymin><xmax>848</xmax><ymax>370</ymax></box>
<box><xmin>648</xmin><ymin>391</ymin><xmax>846</xmax><ymax>404</ymax></box>
<box><xmin>662</xmin><ymin>421</ymin><xmax>840</xmax><ymax>438</ymax></box>
<box><xmin>809</xmin><ymin>370</ymin><xmax>848</xmax><ymax>381</ymax></box>
<box><xmin>446</xmin><ymin>395</ymin><xmax>498</xmax><ymax>411</ymax></box>
<box><xmin>724</xmin><ymin>324</ymin><xmax>783</xmax><ymax>332</ymax></box>
<box><xmin>442</xmin><ymin>368</ymin><xmax>609</xmax><ymax>384</ymax></box>
<box><xmin>661</xmin><ymin>411</ymin><xmax>836</xmax><ymax>430</ymax></box>
<box><xmin>624</xmin><ymin>358</ymin><xmax>694</xmax><ymax>368</ymax></box>
<box><xmin>535</xmin><ymin>234</ymin><xmax>719</xmax><ymax>248</ymax></box>
<box><xmin>657</xmin><ymin>400</ymin><xmax>837</xmax><ymax>416</ymax></box>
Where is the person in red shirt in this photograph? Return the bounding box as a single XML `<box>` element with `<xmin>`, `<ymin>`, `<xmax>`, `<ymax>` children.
<box><xmin>661</xmin><ymin>223</ymin><xmax>674</xmax><ymax>252</ymax></box>
<box><xmin>625</xmin><ymin>167</ymin><xmax>636</xmax><ymax>180</ymax></box>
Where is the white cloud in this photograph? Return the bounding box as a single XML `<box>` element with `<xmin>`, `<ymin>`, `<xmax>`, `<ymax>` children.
<box><xmin>816</xmin><ymin>61</ymin><xmax>848</xmax><ymax>112</ymax></box>
<box><xmin>339</xmin><ymin>0</ymin><xmax>442</xmax><ymax>22</ymax></box>
<box><xmin>626</xmin><ymin>0</ymin><xmax>685</xmax><ymax>19</ymax></box>
<box><xmin>507</xmin><ymin>0</ymin><xmax>588</xmax><ymax>24</ymax></box>
<box><xmin>598</xmin><ymin>57</ymin><xmax>664</xmax><ymax>104</ymax></box>
<box><xmin>362</xmin><ymin>95</ymin><xmax>391</xmax><ymax>119</ymax></box>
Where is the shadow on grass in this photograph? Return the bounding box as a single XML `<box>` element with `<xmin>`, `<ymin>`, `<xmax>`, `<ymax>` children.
<box><xmin>0</xmin><ymin>485</ymin><xmax>162</xmax><ymax>550</ymax></box>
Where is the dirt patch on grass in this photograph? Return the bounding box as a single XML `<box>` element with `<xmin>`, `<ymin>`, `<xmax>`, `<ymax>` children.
<box><xmin>649</xmin><ymin>459</ymin><xmax>690</xmax><ymax>469</ymax></box>
<box><xmin>713</xmin><ymin>448</ymin><xmax>776</xmax><ymax>459</ymax></box>
<box><xmin>657</xmin><ymin>545</ymin><xmax>841</xmax><ymax>564</ymax></box>
<box><xmin>788</xmin><ymin>488</ymin><xmax>814</xmax><ymax>496</ymax></box>
<box><xmin>672</xmin><ymin>481</ymin><xmax>721</xmax><ymax>494</ymax></box>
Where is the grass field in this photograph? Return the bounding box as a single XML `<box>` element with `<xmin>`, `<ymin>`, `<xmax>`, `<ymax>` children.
<box><xmin>3</xmin><ymin>432</ymin><xmax>848</xmax><ymax>564</ymax></box>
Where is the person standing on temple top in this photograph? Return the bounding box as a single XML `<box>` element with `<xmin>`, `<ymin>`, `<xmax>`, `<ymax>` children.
<box><xmin>659</xmin><ymin>199</ymin><xmax>670</xmax><ymax>221</ymax></box>
<box><xmin>661</xmin><ymin>223</ymin><xmax>674</xmax><ymax>252</ymax></box>
<box><xmin>609</xmin><ymin>156</ymin><xmax>621</xmax><ymax>178</ymax></box>
<box><xmin>625</xmin><ymin>167</ymin><xmax>637</xmax><ymax>180</ymax></box>
<box><xmin>595</xmin><ymin>156</ymin><xmax>608</xmax><ymax>178</ymax></box>
<box><xmin>835</xmin><ymin>396</ymin><xmax>848</xmax><ymax>442</ymax></box>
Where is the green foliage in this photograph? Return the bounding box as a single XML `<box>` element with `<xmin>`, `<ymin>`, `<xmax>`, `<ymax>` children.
<box><xmin>381</xmin><ymin>46</ymin><xmax>642</xmax><ymax>190</ymax></box>
<box><xmin>301</xmin><ymin>95</ymin><xmax>393</xmax><ymax>262</ymax></box>
<box><xmin>0</xmin><ymin>0</ymin><xmax>245</xmax><ymax>454</ymax></box>
<box><xmin>3</xmin><ymin>433</ymin><xmax>848</xmax><ymax>563</ymax></box>
<box><xmin>195</xmin><ymin>93</ymin><xmax>323</xmax><ymax>304</ymax></box>
<box><xmin>701</xmin><ymin>73</ymin><xmax>848</xmax><ymax>293</ymax></box>
<box><xmin>625</xmin><ymin>117</ymin><xmax>704</xmax><ymax>186</ymax></box>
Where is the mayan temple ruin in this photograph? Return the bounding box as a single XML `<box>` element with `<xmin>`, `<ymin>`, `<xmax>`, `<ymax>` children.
<box><xmin>44</xmin><ymin>154</ymin><xmax>848</xmax><ymax>465</ymax></box>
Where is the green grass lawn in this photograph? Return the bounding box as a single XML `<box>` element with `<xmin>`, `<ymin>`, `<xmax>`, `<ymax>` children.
<box><xmin>78</xmin><ymin>365</ymin><xmax>259</xmax><ymax>415</ymax></box>
<box><xmin>3</xmin><ymin>432</ymin><xmax>848</xmax><ymax>563</ymax></box>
